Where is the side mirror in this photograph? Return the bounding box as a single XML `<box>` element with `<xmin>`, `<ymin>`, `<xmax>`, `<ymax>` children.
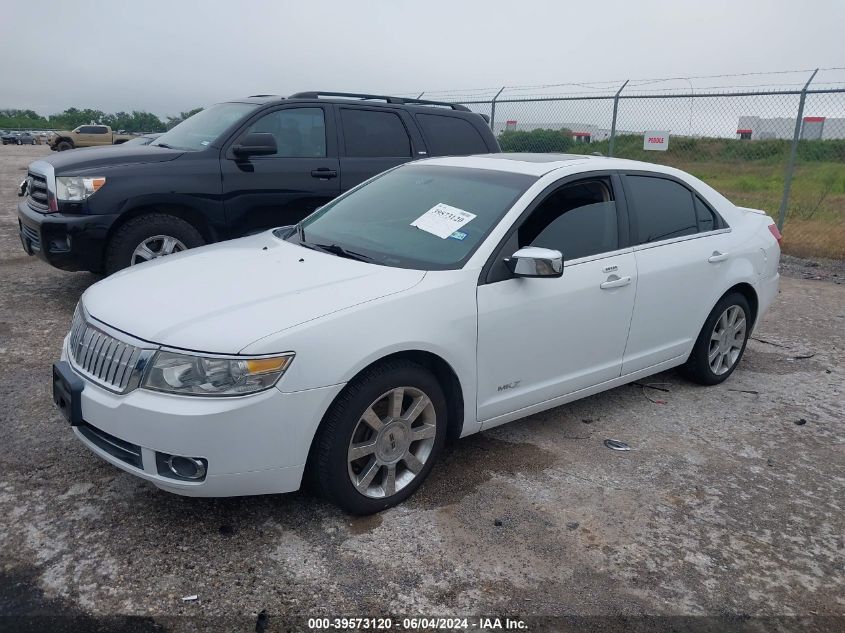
<box><xmin>233</xmin><ymin>132</ymin><xmax>277</xmax><ymax>157</ymax></box>
<box><xmin>505</xmin><ymin>246</ymin><xmax>563</xmax><ymax>278</ymax></box>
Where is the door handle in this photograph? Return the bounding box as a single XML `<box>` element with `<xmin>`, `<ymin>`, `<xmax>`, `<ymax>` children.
<box><xmin>600</xmin><ymin>275</ymin><xmax>632</xmax><ymax>290</ymax></box>
<box><xmin>708</xmin><ymin>251</ymin><xmax>729</xmax><ymax>263</ymax></box>
<box><xmin>311</xmin><ymin>168</ymin><xmax>338</xmax><ymax>179</ymax></box>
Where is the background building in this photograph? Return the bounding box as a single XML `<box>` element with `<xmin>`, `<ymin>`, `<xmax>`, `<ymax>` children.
<box><xmin>737</xmin><ymin>115</ymin><xmax>845</xmax><ymax>140</ymax></box>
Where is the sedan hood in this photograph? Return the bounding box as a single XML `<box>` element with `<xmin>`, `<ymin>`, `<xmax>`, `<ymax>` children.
<box><xmin>82</xmin><ymin>232</ymin><xmax>426</xmax><ymax>353</ymax></box>
<box><xmin>44</xmin><ymin>144</ymin><xmax>183</xmax><ymax>172</ymax></box>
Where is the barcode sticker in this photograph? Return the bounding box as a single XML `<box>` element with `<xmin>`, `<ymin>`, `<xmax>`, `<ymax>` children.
<box><xmin>411</xmin><ymin>203</ymin><xmax>477</xmax><ymax>239</ymax></box>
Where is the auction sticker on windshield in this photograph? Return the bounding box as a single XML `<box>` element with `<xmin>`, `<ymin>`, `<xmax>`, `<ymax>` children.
<box><xmin>411</xmin><ymin>203</ymin><xmax>476</xmax><ymax>239</ymax></box>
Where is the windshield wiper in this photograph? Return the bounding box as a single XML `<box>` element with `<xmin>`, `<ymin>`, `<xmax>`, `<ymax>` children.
<box><xmin>310</xmin><ymin>242</ymin><xmax>374</xmax><ymax>262</ymax></box>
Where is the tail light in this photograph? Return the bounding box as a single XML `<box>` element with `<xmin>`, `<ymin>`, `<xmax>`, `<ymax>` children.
<box><xmin>767</xmin><ymin>224</ymin><xmax>783</xmax><ymax>246</ymax></box>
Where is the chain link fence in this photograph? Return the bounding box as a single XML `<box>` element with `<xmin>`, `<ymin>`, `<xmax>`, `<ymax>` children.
<box><xmin>415</xmin><ymin>70</ymin><xmax>845</xmax><ymax>259</ymax></box>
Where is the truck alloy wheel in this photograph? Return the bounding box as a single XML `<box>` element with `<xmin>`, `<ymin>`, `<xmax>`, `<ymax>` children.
<box><xmin>131</xmin><ymin>235</ymin><xmax>187</xmax><ymax>265</ymax></box>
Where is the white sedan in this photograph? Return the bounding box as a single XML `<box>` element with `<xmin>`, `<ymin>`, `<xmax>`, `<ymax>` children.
<box><xmin>52</xmin><ymin>154</ymin><xmax>781</xmax><ymax>514</ymax></box>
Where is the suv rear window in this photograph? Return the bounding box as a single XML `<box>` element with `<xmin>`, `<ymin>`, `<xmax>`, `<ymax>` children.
<box><xmin>341</xmin><ymin>108</ymin><xmax>411</xmax><ymax>157</ymax></box>
<box><xmin>416</xmin><ymin>114</ymin><xmax>488</xmax><ymax>155</ymax></box>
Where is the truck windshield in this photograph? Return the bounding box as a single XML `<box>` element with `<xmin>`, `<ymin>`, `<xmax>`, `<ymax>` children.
<box><xmin>151</xmin><ymin>103</ymin><xmax>257</xmax><ymax>151</ymax></box>
<box><xmin>289</xmin><ymin>164</ymin><xmax>537</xmax><ymax>270</ymax></box>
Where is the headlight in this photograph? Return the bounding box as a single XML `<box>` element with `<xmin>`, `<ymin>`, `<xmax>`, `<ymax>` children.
<box><xmin>142</xmin><ymin>350</ymin><xmax>294</xmax><ymax>396</ymax></box>
<box><xmin>56</xmin><ymin>176</ymin><xmax>106</xmax><ymax>201</ymax></box>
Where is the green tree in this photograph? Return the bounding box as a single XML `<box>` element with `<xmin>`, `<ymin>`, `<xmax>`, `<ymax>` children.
<box><xmin>166</xmin><ymin>107</ymin><xmax>204</xmax><ymax>130</ymax></box>
<box><xmin>0</xmin><ymin>109</ymin><xmax>49</xmax><ymax>129</ymax></box>
<box><xmin>497</xmin><ymin>128</ymin><xmax>574</xmax><ymax>153</ymax></box>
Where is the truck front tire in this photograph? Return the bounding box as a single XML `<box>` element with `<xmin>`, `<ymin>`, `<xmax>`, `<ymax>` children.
<box><xmin>105</xmin><ymin>214</ymin><xmax>205</xmax><ymax>275</ymax></box>
<box><xmin>56</xmin><ymin>140</ymin><xmax>73</xmax><ymax>151</ymax></box>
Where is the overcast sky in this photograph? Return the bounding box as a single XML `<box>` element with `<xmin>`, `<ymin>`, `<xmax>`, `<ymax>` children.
<box><xmin>1</xmin><ymin>0</ymin><xmax>843</xmax><ymax>116</ymax></box>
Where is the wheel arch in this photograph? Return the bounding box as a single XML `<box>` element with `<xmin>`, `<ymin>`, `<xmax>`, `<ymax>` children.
<box><xmin>724</xmin><ymin>281</ymin><xmax>759</xmax><ymax>330</ymax></box>
<box><xmin>303</xmin><ymin>349</ymin><xmax>466</xmax><ymax>483</ymax></box>
<box><xmin>103</xmin><ymin>202</ymin><xmax>217</xmax><ymax>264</ymax></box>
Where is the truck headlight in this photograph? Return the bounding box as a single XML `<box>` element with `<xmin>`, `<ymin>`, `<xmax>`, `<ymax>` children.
<box><xmin>142</xmin><ymin>351</ymin><xmax>294</xmax><ymax>396</ymax></box>
<box><xmin>56</xmin><ymin>176</ymin><xmax>106</xmax><ymax>201</ymax></box>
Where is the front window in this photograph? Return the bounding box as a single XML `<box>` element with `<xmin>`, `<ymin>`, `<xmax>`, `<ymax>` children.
<box><xmin>245</xmin><ymin>107</ymin><xmax>326</xmax><ymax>157</ymax></box>
<box><xmin>288</xmin><ymin>164</ymin><xmax>537</xmax><ymax>270</ymax></box>
<box><xmin>152</xmin><ymin>103</ymin><xmax>257</xmax><ymax>151</ymax></box>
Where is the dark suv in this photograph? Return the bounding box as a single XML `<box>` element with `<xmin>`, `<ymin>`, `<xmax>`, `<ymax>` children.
<box><xmin>18</xmin><ymin>92</ymin><xmax>499</xmax><ymax>274</ymax></box>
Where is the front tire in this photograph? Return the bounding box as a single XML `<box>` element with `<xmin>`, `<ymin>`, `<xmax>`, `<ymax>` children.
<box><xmin>312</xmin><ymin>360</ymin><xmax>447</xmax><ymax>515</ymax></box>
<box><xmin>682</xmin><ymin>292</ymin><xmax>751</xmax><ymax>385</ymax></box>
<box><xmin>105</xmin><ymin>213</ymin><xmax>205</xmax><ymax>274</ymax></box>
<box><xmin>56</xmin><ymin>140</ymin><xmax>73</xmax><ymax>151</ymax></box>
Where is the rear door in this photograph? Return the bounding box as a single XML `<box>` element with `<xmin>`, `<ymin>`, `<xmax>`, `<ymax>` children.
<box><xmin>220</xmin><ymin>105</ymin><xmax>340</xmax><ymax>237</ymax></box>
<box><xmin>620</xmin><ymin>172</ymin><xmax>732</xmax><ymax>374</ymax></box>
<box><xmin>335</xmin><ymin>106</ymin><xmax>423</xmax><ymax>191</ymax></box>
<box><xmin>74</xmin><ymin>126</ymin><xmax>98</xmax><ymax>145</ymax></box>
<box><xmin>93</xmin><ymin>126</ymin><xmax>112</xmax><ymax>145</ymax></box>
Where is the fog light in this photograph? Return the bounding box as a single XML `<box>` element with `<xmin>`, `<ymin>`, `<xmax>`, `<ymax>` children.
<box><xmin>156</xmin><ymin>452</ymin><xmax>207</xmax><ymax>481</ymax></box>
<box><xmin>168</xmin><ymin>455</ymin><xmax>206</xmax><ymax>479</ymax></box>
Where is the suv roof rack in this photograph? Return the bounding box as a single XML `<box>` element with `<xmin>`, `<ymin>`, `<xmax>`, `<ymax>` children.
<box><xmin>288</xmin><ymin>91</ymin><xmax>471</xmax><ymax>112</ymax></box>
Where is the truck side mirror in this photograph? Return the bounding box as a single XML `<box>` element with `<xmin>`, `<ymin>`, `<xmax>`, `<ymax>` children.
<box><xmin>233</xmin><ymin>133</ymin><xmax>277</xmax><ymax>157</ymax></box>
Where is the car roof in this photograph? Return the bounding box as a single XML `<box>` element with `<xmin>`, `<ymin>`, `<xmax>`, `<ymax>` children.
<box><xmin>225</xmin><ymin>92</ymin><xmax>481</xmax><ymax>118</ymax></box>
<box><xmin>418</xmin><ymin>153</ymin><xmax>689</xmax><ymax>178</ymax></box>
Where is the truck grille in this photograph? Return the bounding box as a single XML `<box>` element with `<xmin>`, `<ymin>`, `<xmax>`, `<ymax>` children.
<box><xmin>68</xmin><ymin>308</ymin><xmax>147</xmax><ymax>393</ymax></box>
<box><xmin>27</xmin><ymin>172</ymin><xmax>49</xmax><ymax>211</ymax></box>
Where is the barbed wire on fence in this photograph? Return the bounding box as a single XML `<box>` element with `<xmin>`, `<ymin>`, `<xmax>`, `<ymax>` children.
<box><xmin>393</xmin><ymin>68</ymin><xmax>845</xmax><ymax>260</ymax></box>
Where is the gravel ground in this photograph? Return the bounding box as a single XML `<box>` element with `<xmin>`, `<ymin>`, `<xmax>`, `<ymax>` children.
<box><xmin>0</xmin><ymin>145</ymin><xmax>843</xmax><ymax>632</ymax></box>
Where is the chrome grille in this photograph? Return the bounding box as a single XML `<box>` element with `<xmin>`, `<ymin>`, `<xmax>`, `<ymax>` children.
<box><xmin>27</xmin><ymin>172</ymin><xmax>49</xmax><ymax>211</ymax></box>
<box><xmin>67</xmin><ymin>308</ymin><xmax>145</xmax><ymax>393</ymax></box>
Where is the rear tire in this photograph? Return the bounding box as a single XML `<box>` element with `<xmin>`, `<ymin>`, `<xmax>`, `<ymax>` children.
<box><xmin>105</xmin><ymin>213</ymin><xmax>205</xmax><ymax>274</ymax></box>
<box><xmin>312</xmin><ymin>360</ymin><xmax>447</xmax><ymax>515</ymax></box>
<box><xmin>682</xmin><ymin>292</ymin><xmax>751</xmax><ymax>385</ymax></box>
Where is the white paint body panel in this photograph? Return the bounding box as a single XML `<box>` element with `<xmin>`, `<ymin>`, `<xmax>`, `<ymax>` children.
<box><xmin>65</xmin><ymin>154</ymin><xmax>780</xmax><ymax>497</ymax></box>
<box><xmin>477</xmin><ymin>250</ymin><xmax>637</xmax><ymax>420</ymax></box>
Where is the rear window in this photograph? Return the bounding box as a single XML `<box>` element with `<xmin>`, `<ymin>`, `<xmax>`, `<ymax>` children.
<box><xmin>416</xmin><ymin>114</ymin><xmax>488</xmax><ymax>156</ymax></box>
<box><xmin>626</xmin><ymin>175</ymin><xmax>698</xmax><ymax>244</ymax></box>
<box><xmin>694</xmin><ymin>195</ymin><xmax>720</xmax><ymax>232</ymax></box>
<box><xmin>341</xmin><ymin>108</ymin><xmax>411</xmax><ymax>157</ymax></box>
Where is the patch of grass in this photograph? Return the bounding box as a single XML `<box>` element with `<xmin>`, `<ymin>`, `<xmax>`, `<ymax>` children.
<box><xmin>562</xmin><ymin>137</ymin><xmax>845</xmax><ymax>258</ymax></box>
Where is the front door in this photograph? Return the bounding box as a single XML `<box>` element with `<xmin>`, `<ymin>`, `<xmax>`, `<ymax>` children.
<box><xmin>221</xmin><ymin>105</ymin><xmax>341</xmax><ymax>237</ymax></box>
<box><xmin>476</xmin><ymin>175</ymin><xmax>637</xmax><ymax>423</ymax></box>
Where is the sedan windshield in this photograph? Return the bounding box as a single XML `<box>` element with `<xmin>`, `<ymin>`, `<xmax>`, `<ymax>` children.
<box><xmin>151</xmin><ymin>103</ymin><xmax>256</xmax><ymax>151</ymax></box>
<box><xmin>290</xmin><ymin>164</ymin><xmax>537</xmax><ymax>270</ymax></box>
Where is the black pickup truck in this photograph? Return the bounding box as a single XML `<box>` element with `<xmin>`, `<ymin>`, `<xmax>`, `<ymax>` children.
<box><xmin>18</xmin><ymin>91</ymin><xmax>499</xmax><ymax>274</ymax></box>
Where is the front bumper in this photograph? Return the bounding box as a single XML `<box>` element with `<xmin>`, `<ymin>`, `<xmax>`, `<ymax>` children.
<box><xmin>17</xmin><ymin>200</ymin><xmax>118</xmax><ymax>273</ymax></box>
<box><xmin>60</xmin><ymin>340</ymin><xmax>345</xmax><ymax>497</ymax></box>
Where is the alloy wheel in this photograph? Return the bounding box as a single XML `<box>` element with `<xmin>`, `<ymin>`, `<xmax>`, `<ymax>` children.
<box><xmin>347</xmin><ymin>386</ymin><xmax>437</xmax><ymax>499</ymax></box>
<box><xmin>131</xmin><ymin>235</ymin><xmax>187</xmax><ymax>265</ymax></box>
<box><xmin>708</xmin><ymin>305</ymin><xmax>746</xmax><ymax>375</ymax></box>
